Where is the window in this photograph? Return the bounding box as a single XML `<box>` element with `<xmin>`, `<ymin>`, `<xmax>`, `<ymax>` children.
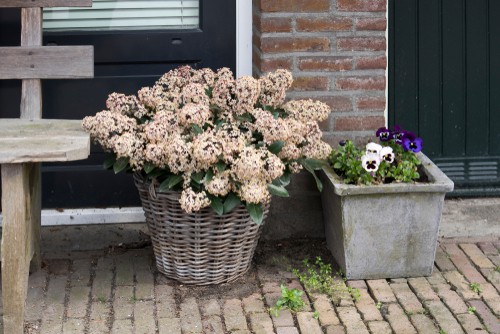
<box><xmin>43</xmin><ymin>0</ymin><xmax>199</xmax><ymax>31</ymax></box>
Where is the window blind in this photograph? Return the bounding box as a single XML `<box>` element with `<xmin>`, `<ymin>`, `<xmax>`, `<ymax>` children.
<box><xmin>43</xmin><ymin>0</ymin><xmax>199</xmax><ymax>31</ymax></box>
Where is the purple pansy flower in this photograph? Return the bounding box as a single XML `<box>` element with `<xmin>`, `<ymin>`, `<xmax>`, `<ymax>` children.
<box><xmin>391</xmin><ymin>125</ymin><xmax>407</xmax><ymax>144</ymax></box>
<box><xmin>376</xmin><ymin>127</ymin><xmax>391</xmax><ymax>142</ymax></box>
<box><xmin>402</xmin><ymin>132</ymin><xmax>423</xmax><ymax>153</ymax></box>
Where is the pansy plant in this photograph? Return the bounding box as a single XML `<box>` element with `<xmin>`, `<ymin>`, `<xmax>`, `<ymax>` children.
<box><xmin>329</xmin><ymin>126</ymin><xmax>423</xmax><ymax>185</ymax></box>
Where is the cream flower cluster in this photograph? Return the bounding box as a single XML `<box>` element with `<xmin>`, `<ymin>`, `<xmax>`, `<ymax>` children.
<box><xmin>83</xmin><ymin>66</ymin><xmax>333</xmax><ymax>213</ymax></box>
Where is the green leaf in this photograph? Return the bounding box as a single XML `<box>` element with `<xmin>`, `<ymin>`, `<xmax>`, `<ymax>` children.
<box><xmin>268</xmin><ymin>183</ymin><xmax>290</xmax><ymax>197</ymax></box>
<box><xmin>103</xmin><ymin>154</ymin><xmax>116</xmax><ymax>170</ymax></box>
<box><xmin>210</xmin><ymin>196</ymin><xmax>224</xmax><ymax>215</ymax></box>
<box><xmin>302</xmin><ymin>158</ymin><xmax>327</xmax><ymax>170</ymax></box>
<box><xmin>191</xmin><ymin>171</ymin><xmax>205</xmax><ymax>184</ymax></box>
<box><xmin>302</xmin><ymin>162</ymin><xmax>323</xmax><ymax>192</ymax></box>
<box><xmin>113</xmin><ymin>157</ymin><xmax>129</xmax><ymax>174</ymax></box>
<box><xmin>143</xmin><ymin>162</ymin><xmax>156</xmax><ymax>174</ymax></box>
<box><xmin>333</xmin><ymin>162</ymin><xmax>342</xmax><ymax>169</ymax></box>
<box><xmin>268</xmin><ymin>141</ymin><xmax>285</xmax><ymax>155</ymax></box>
<box><xmin>246</xmin><ymin>203</ymin><xmax>264</xmax><ymax>225</ymax></box>
<box><xmin>168</xmin><ymin>174</ymin><xmax>183</xmax><ymax>189</ymax></box>
<box><xmin>278</xmin><ymin>172</ymin><xmax>291</xmax><ymax>187</ymax></box>
<box><xmin>158</xmin><ymin>178</ymin><xmax>171</xmax><ymax>193</ymax></box>
<box><xmin>191</xmin><ymin>124</ymin><xmax>203</xmax><ymax>135</ymax></box>
<box><xmin>203</xmin><ymin>168</ymin><xmax>214</xmax><ymax>183</ymax></box>
<box><xmin>223</xmin><ymin>192</ymin><xmax>241</xmax><ymax>213</ymax></box>
<box><xmin>216</xmin><ymin>161</ymin><xmax>227</xmax><ymax>173</ymax></box>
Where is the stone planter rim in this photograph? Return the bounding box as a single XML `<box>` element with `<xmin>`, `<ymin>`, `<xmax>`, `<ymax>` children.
<box><xmin>322</xmin><ymin>152</ymin><xmax>454</xmax><ymax>196</ymax></box>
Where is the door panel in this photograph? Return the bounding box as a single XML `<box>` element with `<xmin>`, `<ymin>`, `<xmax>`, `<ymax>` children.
<box><xmin>389</xmin><ymin>0</ymin><xmax>500</xmax><ymax>196</ymax></box>
<box><xmin>0</xmin><ymin>0</ymin><xmax>236</xmax><ymax>208</ymax></box>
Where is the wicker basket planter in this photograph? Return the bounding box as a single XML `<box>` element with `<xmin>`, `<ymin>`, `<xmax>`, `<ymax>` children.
<box><xmin>134</xmin><ymin>173</ymin><xmax>268</xmax><ymax>285</ymax></box>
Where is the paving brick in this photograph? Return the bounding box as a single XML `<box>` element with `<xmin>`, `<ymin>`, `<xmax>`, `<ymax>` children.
<box><xmin>40</xmin><ymin>319</ymin><xmax>63</xmax><ymax>334</ymax></box>
<box><xmin>242</xmin><ymin>293</ymin><xmax>265</xmax><ymax>314</ymax></box>
<box><xmin>223</xmin><ymin>299</ymin><xmax>248</xmax><ymax>331</ymax></box>
<box><xmin>456</xmin><ymin>313</ymin><xmax>489</xmax><ymax>334</ymax></box>
<box><xmin>63</xmin><ymin>318</ymin><xmax>86</xmax><ymax>334</ymax></box>
<box><xmin>407</xmin><ymin>277</ymin><xmax>439</xmax><ymax>301</ymax></box>
<box><xmin>442</xmin><ymin>243</ymin><xmax>487</xmax><ymax>283</ymax></box>
<box><xmin>134</xmin><ymin>300</ymin><xmax>156</xmax><ymax>334</ymax></box>
<box><xmin>409</xmin><ymin>314</ymin><xmax>439</xmax><ymax>333</ymax></box>
<box><xmin>277</xmin><ymin>327</ymin><xmax>300</xmax><ymax>334</ymax></box>
<box><xmin>111</xmin><ymin>319</ymin><xmax>133</xmax><ymax>334</ymax></box>
<box><xmin>367</xmin><ymin>321</ymin><xmax>392</xmax><ymax>334</ymax></box>
<box><xmin>96</xmin><ymin>256</ymin><xmax>114</xmax><ymax>271</ymax></box>
<box><xmin>25</xmin><ymin>286</ymin><xmax>45</xmax><ymax>321</ymax></box>
<box><xmin>135</xmin><ymin>269</ymin><xmax>155</xmax><ymax>300</ymax></box>
<box><xmin>312</xmin><ymin>294</ymin><xmax>339</xmax><ymax>326</ymax></box>
<box><xmin>326</xmin><ymin>325</ymin><xmax>346</xmax><ymax>334</ymax></box>
<box><xmin>231</xmin><ymin>330</ymin><xmax>251</xmax><ymax>334</ymax></box>
<box><xmin>202</xmin><ymin>298</ymin><xmax>221</xmax><ymax>316</ymax></box>
<box><xmin>297</xmin><ymin>312</ymin><xmax>323</xmax><ymax>334</ymax></box>
<box><xmin>336</xmin><ymin>307</ymin><xmax>369</xmax><ymax>334</ymax></box>
<box><xmin>43</xmin><ymin>276</ymin><xmax>67</xmax><ymax>322</ymax></box>
<box><xmin>92</xmin><ymin>269</ymin><xmax>113</xmax><ymax>301</ymax></box>
<box><xmin>67</xmin><ymin>286</ymin><xmax>91</xmax><ymax>318</ymax></box>
<box><xmin>271</xmin><ymin>309</ymin><xmax>295</xmax><ymax>327</ymax></box>
<box><xmin>424</xmin><ymin>300</ymin><xmax>465</xmax><ymax>334</ymax></box>
<box><xmin>385</xmin><ymin>303</ymin><xmax>417</xmax><ymax>334</ymax></box>
<box><xmin>426</xmin><ymin>268</ymin><xmax>447</xmax><ymax>286</ymax></box>
<box><xmin>468</xmin><ymin>299</ymin><xmax>500</xmax><ymax>334</ymax></box>
<box><xmin>113</xmin><ymin>286</ymin><xmax>134</xmax><ymax>320</ymax></box>
<box><xmin>478</xmin><ymin>242</ymin><xmax>499</xmax><ymax>255</ymax></box>
<box><xmin>29</xmin><ymin>268</ymin><xmax>49</xmax><ymax>288</ymax></box>
<box><xmin>346</xmin><ymin>280</ymin><xmax>367</xmax><ymax>289</ymax></box>
<box><xmin>249</xmin><ymin>312</ymin><xmax>274</xmax><ymax>334</ymax></box>
<box><xmin>435</xmin><ymin>246</ymin><xmax>456</xmax><ymax>271</ymax></box>
<box><xmin>488</xmin><ymin>254</ymin><xmax>500</xmax><ymax>266</ymax></box>
<box><xmin>158</xmin><ymin>318</ymin><xmax>181</xmax><ymax>334</ymax></box>
<box><xmin>443</xmin><ymin>270</ymin><xmax>482</xmax><ymax>300</ymax></box>
<box><xmin>69</xmin><ymin>258</ymin><xmax>92</xmax><ymax>287</ymax></box>
<box><xmin>434</xmin><ymin>284</ymin><xmax>469</xmax><ymax>314</ymax></box>
<box><xmin>366</xmin><ymin>279</ymin><xmax>397</xmax><ymax>303</ymax></box>
<box><xmin>288</xmin><ymin>280</ymin><xmax>312</xmax><ymax>311</ymax></box>
<box><xmin>115</xmin><ymin>254</ymin><xmax>134</xmax><ymax>286</ymax></box>
<box><xmin>180</xmin><ymin>297</ymin><xmax>203</xmax><ymax>333</ymax></box>
<box><xmin>353</xmin><ymin>288</ymin><xmax>383</xmax><ymax>321</ymax></box>
<box><xmin>202</xmin><ymin>315</ymin><xmax>225</xmax><ymax>334</ymax></box>
<box><xmin>155</xmin><ymin>284</ymin><xmax>177</xmax><ymax>318</ymax></box>
<box><xmin>88</xmin><ymin>301</ymin><xmax>111</xmax><ymax>334</ymax></box>
<box><xmin>390</xmin><ymin>282</ymin><xmax>423</xmax><ymax>314</ymax></box>
<box><xmin>262</xmin><ymin>281</ymin><xmax>281</xmax><ymax>294</ymax></box>
<box><xmin>460</xmin><ymin>243</ymin><xmax>496</xmax><ymax>268</ymax></box>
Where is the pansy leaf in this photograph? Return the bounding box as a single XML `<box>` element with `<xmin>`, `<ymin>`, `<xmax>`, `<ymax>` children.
<box><xmin>113</xmin><ymin>157</ymin><xmax>129</xmax><ymax>174</ymax></box>
<box><xmin>143</xmin><ymin>163</ymin><xmax>156</xmax><ymax>174</ymax></box>
<box><xmin>103</xmin><ymin>154</ymin><xmax>116</xmax><ymax>170</ymax></box>
<box><xmin>168</xmin><ymin>174</ymin><xmax>183</xmax><ymax>189</ymax></box>
<box><xmin>191</xmin><ymin>171</ymin><xmax>205</xmax><ymax>184</ymax></box>
<box><xmin>268</xmin><ymin>184</ymin><xmax>289</xmax><ymax>197</ymax></box>
<box><xmin>223</xmin><ymin>192</ymin><xmax>241</xmax><ymax>214</ymax></box>
<box><xmin>210</xmin><ymin>196</ymin><xmax>224</xmax><ymax>215</ymax></box>
<box><xmin>268</xmin><ymin>141</ymin><xmax>285</xmax><ymax>155</ymax></box>
<box><xmin>246</xmin><ymin>203</ymin><xmax>264</xmax><ymax>225</ymax></box>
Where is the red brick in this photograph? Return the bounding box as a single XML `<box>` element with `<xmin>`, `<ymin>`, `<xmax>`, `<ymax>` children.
<box><xmin>337</xmin><ymin>0</ymin><xmax>386</xmax><ymax>12</ymax></box>
<box><xmin>468</xmin><ymin>300</ymin><xmax>500</xmax><ymax>334</ymax></box>
<box><xmin>253</xmin><ymin>53</ymin><xmax>293</xmax><ymax>73</ymax></box>
<box><xmin>336</xmin><ymin>76</ymin><xmax>386</xmax><ymax>91</ymax></box>
<box><xmin>254</xmin><ymin>15</ymin><xmax>292</xmax><ymax>33</ymax></box>
<box><xmin>356</xmin><ymin>56</ymin><xmax>387</xmax><ymax>70</ymax></box>
<box><xmin>356</xmin><ymin>17</ymin><xmax>387</xmax><ymax>31</ymax></box>
<box><xmin>298</xmin><ymin>56</ymin><xmax>353</xmax><ymax>71</ymax></box>
<box><xmin>291</xmin><ymin>76</ymin><xmax>329</xmax><ymax>91</ymax></box>
<box><xmin>356</xmin><ymin>96</ymin><xmax>386</xmax><ymax>111</ymax></box>
<box><xmin>257</xmin><ymin>0</ymin><xmax>330</xmax><ymax>12</ymax></box>
<box><xmin>261</xmin><ymin>37</ymin><xmax>330</xmax><ymax>53</ymax></box>
<box><xmin>296</xmin><ymin>17</ymin><xmax>352</xmax><ymax>32</ymax></box>
<box><xmin>442</xmin><ymin>243</ymin><xmax>487</xmax><ymax>284</ymax></box>
<box><xmin>334</xmin><ymin>116</ymin><xmax>384</xmax><ymax>131</ymax></box>
<box><xmin>315</xmin><ymin>96</ymin><xmax>352</xmax><ymax>112</ymax></box>
<box><xmin>337</xmin><ymin>37</ymin><xmax>386</xmax><ymax>51</ymax></box>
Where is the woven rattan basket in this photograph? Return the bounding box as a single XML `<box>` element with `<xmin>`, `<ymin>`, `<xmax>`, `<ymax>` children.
<box><xmin>134</xmin><ymin>173</ymin><xmax>268</xmax><ymax>285</ymax></box>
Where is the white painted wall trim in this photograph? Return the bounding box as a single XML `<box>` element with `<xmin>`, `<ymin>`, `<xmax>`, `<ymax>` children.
<box><xmin>0</xmin><ymin>207</ymin><xmax>146</xmax><ymax>227</ymax></box>
<box><xmin>236</xmin><ymin>0</ymin><xmax>252</xmax><ymax>77</ymax></box>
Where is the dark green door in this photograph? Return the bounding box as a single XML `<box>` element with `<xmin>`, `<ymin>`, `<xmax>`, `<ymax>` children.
<box><xmin>389</xmin><ymin>0</ymin><xmax>500</xmax><ymax>195</ymax></box>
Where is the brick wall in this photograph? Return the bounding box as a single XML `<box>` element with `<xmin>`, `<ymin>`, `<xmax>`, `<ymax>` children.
<box><xmin>252</xmin><ymin>0</ymin><xmax>387</xmax><ymax>146</ymax></box>
<box><xmin>253</xmin><ymin>0</ymin><xmax>388</xmax><ymax>239</ymax></box>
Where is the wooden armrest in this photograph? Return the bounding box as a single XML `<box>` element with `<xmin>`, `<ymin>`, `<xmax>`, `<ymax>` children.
<box><xmin>0</xmin><ymin>119</ymin><xmax>90</xmax><ymax>164</ymax></box>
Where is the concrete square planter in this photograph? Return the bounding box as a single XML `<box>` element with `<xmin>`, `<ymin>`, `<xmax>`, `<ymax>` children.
<box><xmin>320</xmin><ymin>152</ymin><xmax>454</xmax><ymax>280</ymax></box>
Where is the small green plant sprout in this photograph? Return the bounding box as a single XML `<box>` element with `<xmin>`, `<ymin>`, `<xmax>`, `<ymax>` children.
<box><xmin>468</xmin><ymin>306</ymin><xmax>477</xmax><ymax>314</ymax></box>
<box><xmin>270</xmin><ymin>284</ymin><xmax>306</xmax><ymax>316</ymax></box>
<box><xmin>348</xmin><ymin>286</ymin><xmax>361</xmax><ymax>302</ymax></box>
<box><xmin>469</xmin><ymin>282</ymin><xmax>482</xmax><ymax>294</ymax></box>
<box><xmin>97</xmin><ymin>296</ymin><xmax>107</xmax><ymax>303</ymax></box>
<box><xmin>313</xmin><ymin>311</ymin><xmax>320</xmax><ymax>319</ymax></box>
<box><xmin>439</xmin><ymin>329</ymin><xmax>447</xmax><ymax>334</ymax></box>
<box><xmin>376</xmin><ymin>301</ymin><xmax>382</xmax><ymax>309</ymax></box>
<box><xmin>495</xmin><ymin>265</ymin><xmax>500</xmax><ymax>273</ymax></box>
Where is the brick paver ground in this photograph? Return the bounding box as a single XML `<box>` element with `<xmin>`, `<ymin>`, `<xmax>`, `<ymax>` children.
<box><xmin>3</xmin><ymin>237</ymin><xmax>500</xmax><ymax>333</ymax></box>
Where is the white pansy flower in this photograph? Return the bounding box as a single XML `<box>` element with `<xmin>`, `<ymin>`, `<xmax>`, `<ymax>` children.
<box><xmin>366</xmin><ymin>142</ymin><xmax>382</xmax><ymax>155</ymax></box>
<box><xmin>362</xmin><ymin>153</ymin><xmax>380</xmax><ymax>173</ymax></box>
<box><xmin>380</xmin><ymin>146</ymin><xmax>395</xmax><ymax>163</ymax></box>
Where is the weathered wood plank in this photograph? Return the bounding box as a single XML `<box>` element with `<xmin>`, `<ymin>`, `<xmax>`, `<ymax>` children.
<box><xmin>0</xmin><ymin>0</ymin><xmax>92</xmax><ymax>8</ymax></box>
<box><xmin>0</xmin><ymin>46</ymin><xmax>94</xmax><ymax>79</ymax></box>
<box><xmin>0</xmin><ymin>119</ymin><xmax>90</xmax><ymax>163</ymax></box>
<box><xmin>28</xmin><ymin>163</ymin><xmax>42</xmax><ymax>273</ymax></box>
<box><xmin>1</xmin><ymin>163</ymin><xmax>33</xmax><ymax>334</ymax></box>
<box><xmin>21</xmin><ymin>8</ymin><xmax>43</xmax><ymax>119</ymax></box>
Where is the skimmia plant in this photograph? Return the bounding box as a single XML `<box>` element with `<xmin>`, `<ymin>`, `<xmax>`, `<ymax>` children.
<box><xmin>83</xmin><ymin>66</ymin><xmax>332</xmax><ymax>224</ymax></box>
<box><xmin>329</xmin><ymin>126</ymin><xmax>423</xmax><ymax>185</ymax></box>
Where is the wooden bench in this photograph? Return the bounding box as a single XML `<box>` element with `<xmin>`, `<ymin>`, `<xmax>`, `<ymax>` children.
<box><xmin>0</xmin><ymin>1</ymin><xmax>93</xmax><ymax>333</ymax></box>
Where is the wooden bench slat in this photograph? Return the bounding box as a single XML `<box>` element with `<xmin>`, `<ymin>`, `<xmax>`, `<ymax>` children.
<box><xmin>0</xmin><ymin>46</ymin><xmax>94</xmax><ymax>79</ymax></box>
<box><xmin>0</xmin><ymin>0</ymin><xmax>92</xmax><ymax>8</ymax></box>
<box><xmin>0</xmin><ymin>119</ymin><xmax>90</xmax><ymax>163</ymax></box>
